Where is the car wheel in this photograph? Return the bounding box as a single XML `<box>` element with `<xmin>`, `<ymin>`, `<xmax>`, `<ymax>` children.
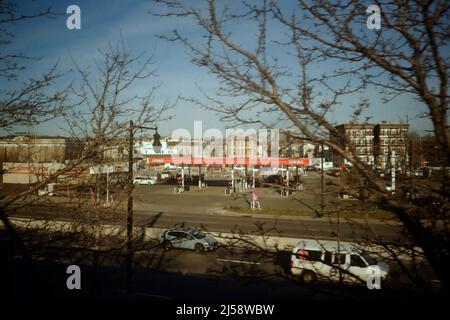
<box><xmin>301</xmin><ymin>271</ymin><xmax>317</xmax><ymax>283</ymax></box>
<box><xmin>163</xmin><ymin>241</ymin><xmax>172</xmax><ymax>251</ymax></box>
<box><xmin>194</xmin><ymin>243</ymin><xmax>204</xmax><ymax>253</ymax></box>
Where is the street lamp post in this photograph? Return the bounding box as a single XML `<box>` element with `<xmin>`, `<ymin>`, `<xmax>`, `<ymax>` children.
<box><xmin>126</xmin><ymin>120</ymin><xmax>162</xmax><ymax>298</ymax></box>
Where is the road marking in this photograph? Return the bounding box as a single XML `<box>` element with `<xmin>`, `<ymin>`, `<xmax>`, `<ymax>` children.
<box><xmin>216</xmin><ymin>258</ymin><xmax>261</xmax><ymax>265</ymax></box>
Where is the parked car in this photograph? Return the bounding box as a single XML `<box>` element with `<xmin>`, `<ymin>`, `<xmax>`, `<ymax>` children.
<box><xmin>161</xmin><ymin>228</ymin><xmax>219</xmax><ymax>252</ymax></box>
<box><xmin>207</xmin><ymin>164</ymin><xmax>223</xmax><ymax>171</ymax></box>
<box><xmin>327</xmin><ymin>169</ymin><xmax>341</xmax><ymax>177</ymax></box>
<box><xmin>164</xmin><ymin>164</ymin><xmax>177</xmax><ymax>170</ymax></box>
<box><xmin>384</xmin><ymin>182</ymin><xmax>393</xmax><ymax>192</ymax></box>
<box><xmin>375</xmin><ymin>168</ymin><xmax>385</xmax><ymax>177</ymax></box>
<box><xmin>412</xmin><ymin>169</ymin><xmax>423</xmax><ymax>177</ymax></box>
<box><xmin>37</xmin><ymin>183</ymin><xmax>57</xmax><ymax>196</ymax></box>
<box><xmin>133</xmin><ymin>176</ymin><xmax>157</xmax><ymax>185</ymax></box>
<box><xmin>290</xmin><ymin>240</ymin><xmax>389</xmax><ymax>285</ymax></box>
<box><xmin>263</xmin><ymin>174</ymin><xmax>282</xmax><ymax>185</ymax></box>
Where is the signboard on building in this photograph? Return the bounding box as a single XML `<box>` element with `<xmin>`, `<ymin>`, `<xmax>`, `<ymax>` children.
<box><xmin>147</xmin><ymin>157</ymin><xmax>311</xmax><ymax>166</ymax></box>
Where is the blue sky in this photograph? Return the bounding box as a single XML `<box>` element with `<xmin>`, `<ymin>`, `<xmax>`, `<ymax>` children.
<box><xmin>1</xmin><ymin>0</ymin><xmax>434</xmax><ymax>137</ymax></box>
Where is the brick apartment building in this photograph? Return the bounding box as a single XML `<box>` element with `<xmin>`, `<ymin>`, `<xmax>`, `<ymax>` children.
<box><xmin>332</xmin><ymin>123</ymin><xmax>409</xmax><ymax>170</ymax></box>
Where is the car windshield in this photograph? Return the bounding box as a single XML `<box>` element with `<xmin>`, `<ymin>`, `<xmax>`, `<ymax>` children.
<box><xmin>361</xmin><ymin>251</ymin><xmax>378</xmax><ymax>266</ymax></box>
<box><xmin>191</xmin><ymin>231</ymin><xmax>206</xmax><ymax>239</ymax></box>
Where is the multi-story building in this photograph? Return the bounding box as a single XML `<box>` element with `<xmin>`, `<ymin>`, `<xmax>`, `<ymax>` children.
<box><xmin>279</xmin><ymin>130</ymin><xmax>302</xmax><ymax>158</ymax></box>
<box><xmin>138</xmin><ymin>136</ymin><xmax>201</xmax><ymax>157</ymax></box>
<box><xmin>279</xmin><ymin>130</ymin><xmax>332</xmax><ymax>161</ymax></box>
<box><xmin>138</xmin><ymin>138</ymin><xmax>173</xmax><ymax>156</ymax></box>
<box><xmin>141</xmin><ymin>132</ymin><xmax>270</xmax><ymax>159</ymax></box>
<box><xmin>333</xmin><ymin>123</ymin><xmax>409</xmax><ymax>170</ymax></box>
<box><xmin>0</xmin><ymin>135</ymin><xmax>83</xmax><ymax>163</ymax></box>
<box><xmin>0</xmin><ymin>135</ymin><xmax>85</xmax><ymax>188</ymax></box>
<box><xmin>141</xmin><ymin>129</ymin><xmax>333</xmax><ymax>164</ymax></box>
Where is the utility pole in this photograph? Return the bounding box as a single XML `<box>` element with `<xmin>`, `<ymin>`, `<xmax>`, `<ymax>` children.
<box><xmin>126</xmin><ymin>120</ymin><xmax>161</xmax><ymax>298</ymax></box>
<box><xmin>337</xmin><ymin>208</ymin><xmax>342</xmax><ymax>285</ymax></box>
<box><xmin>320</xmin><ymin>142</ymin><xmax>324</xmax><ymax>216</ymax></box>
<box><xmin>391</xmin><ymin>150</ymin><xmax>396</xmax><ymax>193</ymax></box>
<box><xmin>126</xmin><ymin>120</ymin><xmax>134</xmax><ymax>298</ymax></box>
<box><xmin>181</xmin><ymin>163</ymin><xmax>185</xmax><ymax>189</ymax></box>
<box><xmin>252</xmin><ymin>168</ymin><xmax>256</xmax><ymax>188</ymax></box>
<box><xmin>106</xmin><ymin>171</ymin><xmax>110</xmax><ymax>205</ymax></box>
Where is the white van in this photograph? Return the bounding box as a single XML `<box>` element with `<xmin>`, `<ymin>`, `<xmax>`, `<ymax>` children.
<box><xmin>290</xmin><ymin>240</ymin><xmax>389</xmax><ymax>284</ymax></box>
<box><xmin>133</xmin><ymin>176</ymin><xmax>157</xmax><ymax>185</ymax></box>
<box><xmin>164</xmin><ymin>164</ymin><xmax>177</xmax><ymax>171</ymax></box>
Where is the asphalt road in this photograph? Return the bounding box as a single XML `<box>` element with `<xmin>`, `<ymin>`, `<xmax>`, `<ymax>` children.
<box><xmin>10</xmin><ymin>205</ymin><xmax>406</xmax><ymax>243</ymax></box>
<box><xmin>2</xmin><ymin>257</ymin><xmax>417</xmax><ymax>300</ymax></box>
<box><xmin>134</xmin><ymin>209</ymin><xmax>406</xmax><ymax>243</ymax></box>
<box><xmin>1</xmin><ymin>211</ymin><xmax>438</xmax><ymax>298</ymax></box>
<box><xmin>130</xmin><ymin>244</ymin><xmax>434</xmax><ymax>293</ymax></box>
<box><xmin>2</xmin><ymin>237</ymin><xmax>434</xmax><ymax>299</ymax></box>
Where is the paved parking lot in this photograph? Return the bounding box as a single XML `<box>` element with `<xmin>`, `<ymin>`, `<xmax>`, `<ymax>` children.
<box><xmin>132</xmin><ymin>170</ymin><xmax>373</xmax><ymax>217</ymax></box>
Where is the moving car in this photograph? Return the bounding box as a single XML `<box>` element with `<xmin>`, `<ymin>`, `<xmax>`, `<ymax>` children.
<box><xmin>133</xmin><ymin>176</ymin><xmax>157</xmax><ymax>185</ymax></box>
<box><xmin>161</xmin><ymin>228</ymin><xmax>219</xmax><ymax>252</ymax></box>
<box><xmin>290</xmin><ymin>240</ymin><xmax>389</xmax><ymax>285</ymax></box>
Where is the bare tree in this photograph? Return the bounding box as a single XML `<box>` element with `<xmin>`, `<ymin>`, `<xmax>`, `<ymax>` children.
<box><xmin>66</xmin><ymin>38</ymin><xmax>170</xmax><ymax>149</ymax></box>
<box><xmin>65</xmin><ymin>38</ymin><xmax>171</xmax><ymax>206</ymax></box>
<box><xmin>61</xmin><ymin>39</ymin><xmax>172</xmax><ymax>277</ymax></box>
<box><xmin>0</xmin><ymin>2</ymin><xmax>75</xmax><ymax>273</ymax></box>
<box><xmin>0</xmin><ymin>4</ymin><xmax>171</xmax><ymax>289</ymax></box>
<box><xmin>153</xmin><ymin>0</ymin><xmax>449</xmax><ymax>291</ymax></box>
<box><xmin>0</xmin><ymin>1</ymin><xmax>68</xmax><ymax>130</ymax></box>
